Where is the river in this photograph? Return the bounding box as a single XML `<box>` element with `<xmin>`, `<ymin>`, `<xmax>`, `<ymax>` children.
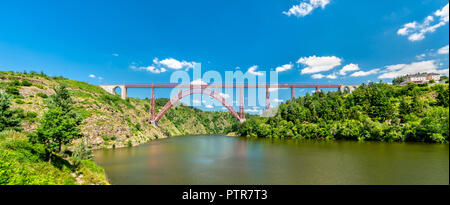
<box><xmin>93</xmin><ymin>135</ymin><xmax>449</xmax><ymax>185</ymax></box>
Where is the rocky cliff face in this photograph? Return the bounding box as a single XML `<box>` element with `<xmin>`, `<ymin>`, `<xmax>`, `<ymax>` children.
<box><xmin>0</xmin><ymin>71</ymin><xmax>239</xmax><ymax>150</ymax></box>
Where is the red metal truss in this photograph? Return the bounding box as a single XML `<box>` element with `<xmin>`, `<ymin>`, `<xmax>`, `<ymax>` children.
<box><xmin>153</xmin><ymin>88</ymin><xmax>241</xmax><ymax>122</ymax></box>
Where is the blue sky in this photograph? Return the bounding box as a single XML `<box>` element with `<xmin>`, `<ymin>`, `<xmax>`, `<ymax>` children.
<box><xmin>0</xmin><ymin>0</ymin><xmax>449</xmax><ymax>113</ymax></box>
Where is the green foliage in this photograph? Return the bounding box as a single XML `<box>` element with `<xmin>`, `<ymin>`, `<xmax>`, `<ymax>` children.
<box><xmin>20</xmin><ymin>80</ymin><xmax>32</xmax><ymax>86</ymax></box>
<box><xmin>76</xmin><ymin>160</ymin><xmax>109</xmax><ymax>185</ymax></box>
<box><xmin>0</xmin><ymin>131</ymin><xmax>75</xmax><ymax>185</ymax></box>
<box><xmin>48</xmin><ymin>83</ymin><xmax>73</xmax><ymax>113</ymax></box>
<box><xmin>237</xmin><ymin>82</ymin><xmax>449</xmax><ymax>143</ymax></box>
<box><xmin>14</xmin><ymin>99</ymin><xmax>24</xmax><ymax>104</ymax></box>
<box><xmin>0</xmin><ymin>92</ymin><xmax>22</xmax><ymax>132</ymax></box>
<box><xmin>98</xmin><ymin>93</ymin><xmax>137</xmax><ymax>112</ymax></box>
<box><xmin>29</xmin><ymin>108</ymin><xmax>83</xmax><ymax>159</ymax></box>
<box><xmin>29</xmin><ymin>83</ymin><xmax>83</xmax><ymax>159</ymax></box>
<box><xmin>37</xmin><ymin>92</ymin><xmax>48</xmax><ymax>98</ymax></box>
<box><xmin>71</xmin><ymin>139</ymin><xmax>93</xmax><ymax>167</ymax></box>
<box><xmin>6</xmin><ymin>86</ymin><xmax>20</xmax><ymax>96</ymax></box>
<box><xmin>392</xmin><ymin>76</ymin><xmax>407</xmax><ymax>85</ymax></box>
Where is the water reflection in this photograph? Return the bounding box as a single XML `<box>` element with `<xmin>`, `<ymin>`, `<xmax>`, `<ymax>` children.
<box><xmin>94</xmin><ymin>135</ymin><xmax>449</xmax><ymax>185</ymax></box>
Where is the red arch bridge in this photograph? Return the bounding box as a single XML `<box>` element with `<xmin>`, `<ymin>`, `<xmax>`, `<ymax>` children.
<box><xmin>99</xmin><ymin>84</ymin><xmax>359</xmax><ymax>124</ymax></box>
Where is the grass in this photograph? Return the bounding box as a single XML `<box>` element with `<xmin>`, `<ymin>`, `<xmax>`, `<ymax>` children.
<box><xmin>0</xmin><ymin>130</ymin><xmax>109</xmax><ymax>185</ymax></box>
<box><xmin>0</xmin><ymin>131</ymin><xmax>75</xmax><ymax>185</ymax></box>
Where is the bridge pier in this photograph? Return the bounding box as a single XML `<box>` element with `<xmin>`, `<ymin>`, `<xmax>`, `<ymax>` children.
<box><xmin>291</xmin><ymin>87</ymin><xmax>295</xmax><ymax>100</ymax></box>
<box><xmin>98</xmin><ymin>85</ymin><xmax>127</xmax><ymax>99</ymax></box>
<box><xmin>266</xmin><ymin>86</ymin><xmax>270</xmax><ymax>110</ymax></box>
<box><xmin>150</xmin><ymin>87</ymin><xmax>155</xmax><ymax>120</ymax></box>
<box><xmin>338</xmin><ymin>85</ymin><xmax>359</xmax><ymax>93</ymax></box>
<box><xmin>240</xmin><ymin>87</ymin><xmax>245</xmax><ymax>121</ymax></box>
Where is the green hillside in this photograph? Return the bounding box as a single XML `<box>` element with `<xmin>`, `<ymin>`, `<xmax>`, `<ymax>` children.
<box><xmin>0</xmin><ymin>71</ymin><xmax>241</xmax><ymax>149</ymax></box>
<box><xmin>238</xmin><ymin>82</ymin><xmax>449</xmax><ymax>143</ymax></box>
<box><xmin>0</xmin><ymin>71</ymin><xmax>242</xmax><ymax>184</ymax></box>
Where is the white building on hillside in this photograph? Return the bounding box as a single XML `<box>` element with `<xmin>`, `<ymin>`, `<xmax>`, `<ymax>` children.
<box><xmin>400</xmin><ymin>73</ymin><xmax>440</xmax><ymax>86</ymax></box>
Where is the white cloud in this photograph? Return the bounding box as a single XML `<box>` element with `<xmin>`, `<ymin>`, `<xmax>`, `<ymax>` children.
<box><xmin>339</xmin><ymin>63</ymin><xmax>360</xmax><ymax>75</ymax></box>
<box><xmin>269</xmin><ymin>87</ymin><xmax>288</xmax><ymax>92</ymax></box>
<box><xmin>131</xmin><ymin>64</ymin><xmax>167</xmax><ymax>74</ymax></box>
<box><xmin>311</xmin><ymin>73</ymin><xmax>337</xmax><ymax>79</ymax></box>
<box><xmin>157</xmin><ymin>58</ymin><xmax>196</xmax><ymax>71</ymax></box>
<box><xmin>437</xmin><ymin>68</ymin><xmax>449</xmax><ymax>76</ymax></box>
<box><xmin>298</xmin><ymin>56</ymin><xmax>342</xmax><ymax>74</ymax></box>
<box><xmin>283</xmin><ymin>0</ymin><xmax>330</xmax><ymax>17</ymax></box>
<box><xmin>438</xmin><ymin>45</ymin><xmax>449</xmax><ymax>54</ymax></box>
<box><xmin>245</xmin><ymin>106</ymin><xmax>261</xmax><ymax>113</ymax></box>
<box><xmin>275</xmin><ymin>63</ymin><xmax>293</xmax><ymax>72</ymax></box>
<box><xmin>88</xmin><ymin>74</ymin><xmax>95</xmax><ymax>78</ymax></box>
<box><xmin>191</xmin><ymin>79</ymin><xmax>208</xmax><ymax>85</ymax></box>
<box><xmin>112</xmin><ymin>53</ymin><xmax>119</xmax><ymax>57</ymax></box>
<box><xmin>397</xmin><ymin>3</ymin><xmax>449</xmax><ymax>41</ymax></box>
<box><xmin>218</xmin><ymin>93</ymin><xmax>230</xmax><ymax>99</ymax></box>
<box><xmin>247</xmin><ymin>65</ymin><xmax>265</xmax><ymax>76</ymax></box>
<box><xmin>205</xmin><ymin>104</ymin><xmax>214</xmax><ymax>109</ymax></box>
<box><xmin>326</xmin><ymin>73</ymin><xmax>337</xmax><ymax>79</ymax></box>
<box><xmin>350</xmin><ymin>69</ymin><xmax>380</xmax><ymax>77</ymax></box>
<box><xmin>131</xmin><ymin>58</ymin><xmax>197</xmax><ymax>74</ymax></box>
<box><xmin>193</xmin><ymin>99</ymin><xmax>201</xmax><ymax>104</ymax></box>
<box><xmin>273</xmin><ymin>98</ymin><xmax>284</xmax><ymax>103</ymax></box>
<box><xmin>378</xmin><ymin>60</ymin><xmax>439</xmax><ymax>79</ymax></box>
<box><xmin>98</xmin><ymin>77</ymin><xmax>103</xmax><ymax>81</ymax></box>
<box><xmin>416</xmin><ymin>53</ymin><xmax>426</xmax><ymax>60</ymax></box>
<box><xmin>311</xmin><ymin>74</ymin><xmax>325</xmax><ymax>79</ymax></box>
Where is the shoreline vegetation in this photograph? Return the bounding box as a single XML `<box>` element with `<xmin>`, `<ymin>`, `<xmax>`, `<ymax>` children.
<box><xmin>0</xmin><ymin>70</ymin><xmax>448</xmax><ymax>185</ymax></box>
<box><xmin>237</xmin><ymin>80</ymin><xmax>449</xmax><ymax>143</ymax></box>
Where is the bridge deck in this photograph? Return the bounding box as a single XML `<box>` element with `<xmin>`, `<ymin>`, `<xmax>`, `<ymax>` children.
<box><xmin>122</xmin><ymin>84</ymin><xmax>343</xmax><ymax>88</ymax></box>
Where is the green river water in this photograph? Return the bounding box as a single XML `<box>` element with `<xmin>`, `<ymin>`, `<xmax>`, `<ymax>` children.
<box><xmin>94</xmin><ymin>135</ymin><xmax>449</xmax><ymax>185</ymax></box>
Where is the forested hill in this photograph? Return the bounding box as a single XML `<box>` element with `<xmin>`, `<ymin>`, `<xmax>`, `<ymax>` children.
<box><xmin>0</xmin><ymin>71</ymin><xmax>240</xmax><ymax>149</ymax></box>
<box><xmin>238</xmin><ymin>82</ymin><xmax>449</xmax><ymax>143</ymax></box>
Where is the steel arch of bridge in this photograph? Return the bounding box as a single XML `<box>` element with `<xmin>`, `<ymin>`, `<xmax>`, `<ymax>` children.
<box><xmin>153</xmin><ymin>87</ymin><xmax>242</xmax><ymax>123</ymax></box>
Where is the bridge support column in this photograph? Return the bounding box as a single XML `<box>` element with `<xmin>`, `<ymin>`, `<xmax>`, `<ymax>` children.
<box><xmin>291</xmin><ymin>87</ymin><xmax>295</xmax><ymax>100</ymax></box>
<box><xmin>120</xmin><ymin>86</ymin><xmax>127</xmax><ymax>99</ymax></box>
<box><xmin>239</xmin><ymin>87</ymin><xmax>245</xmax><ymax>122</ymax></box>
<box><xmin>265</xmin><ymin>86</ymin><xmax>270</xmax><ymax>110</ymax></box>
<box><xmin>315</xmin><ymin>86</ymin><xmax>320</xmax><ymax>93</ymax></box>
<box><xmin>150</xmin><ymin>87</ymin><xmax>155</xmax><ymax>120</ymax></box>
<box><xmin>339</xmin><ymin>85</ymin><xmax>345</xmax><ymax>93</ymax></box>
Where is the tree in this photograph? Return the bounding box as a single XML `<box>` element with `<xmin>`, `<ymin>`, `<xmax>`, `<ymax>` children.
<box><xmin>29</xmin><ymin>83</ymin><xmax>82</xmax><ymax>161</ymax></box>
<box><xmin>0</xmin><ymin>92</ymin><xmax>22</xmax><ymax>132</ymax></box>
<box><xmin>48</xmin><ymin>83</ymin><xmax>73</xmax><ymax>113</ymax></box>
<box><xmin>30</xmin><ymin>108</ymin><xmax>82</xmax><ymax>160</ymax></box>
<box><xmin>392</xmin><ymin>75</ymin><xmax>407</xmax><ymax>85</ymax></box>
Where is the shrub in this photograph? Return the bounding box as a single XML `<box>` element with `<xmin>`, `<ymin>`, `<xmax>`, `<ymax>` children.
<box><xmin>6</xmin><ymin>86</ymin><xmax>20</xmax><ymax>96</ymax></box>
<box><xmin>20</xmin><ymin>80</ymin><xmax>32</xmax><ymax>86</ymax></box>
<box><xmin>71</xmin><ymin>139</ymin><xmax>93</xmax><ymax>167</ymax></box>
<box><xmin>0</xmin><ymin>92</ymin><xmax>22</xmax><ymax>132</ymax></box>
<box><xmin>37</xmin><ymin>93</ymin><xmax>48</xmax><ymax>98</ymax></box>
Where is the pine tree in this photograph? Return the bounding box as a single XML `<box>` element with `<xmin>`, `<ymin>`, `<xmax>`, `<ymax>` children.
<box><xmin>0</xmin><ymin>92</ymin><xmax>22</xmax><ymax>132</ymax></box>
<box><xmin>29</xmin><ymin>83</ymin><xmax>82</xmax><ymax>160</ymax></box>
